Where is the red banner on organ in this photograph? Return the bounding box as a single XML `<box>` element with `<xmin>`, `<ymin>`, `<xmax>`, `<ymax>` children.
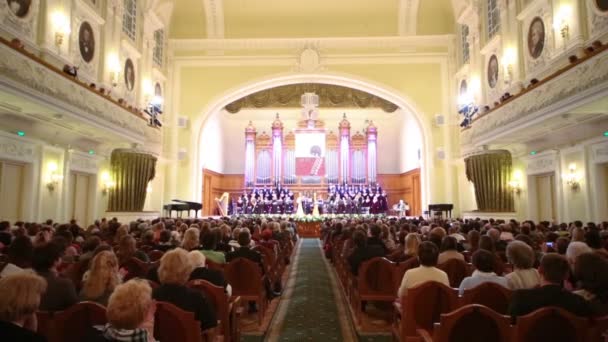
<box><xmin>296</xmin><ymin>157</ymin><xmax>325</xmax><ymax>176</ymax></box>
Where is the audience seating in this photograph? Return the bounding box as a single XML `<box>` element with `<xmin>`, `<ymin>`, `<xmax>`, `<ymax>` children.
<box><xmin>393</xmin><ymin>257</ymin><xmax>420</xmax><ymax>292</ymax></box>
<box><xmin>120</xmin><ymin>257</ymin><xmax>150</xmax><ymax>281</ymax></box>
<box><xmin>37</xmin><ymin>301</ymin><xmax>107</xmax><ymax>342</ymax></box>
<box><xmin>188</xmin><ymin>279</ymin><xmax>242</xmax><ymax>342</ymax></box>
<box><xmin>392</xmin><ymin>281</ymin><xmax>459</xmax><ymax>340</ymax></box>
<box><xmin>206</xmin><ymin>259</ymin><xmax>226</xmax><ymax>273</ymax></box>
<box><xmin>60</xmin><ymin>259</ymin><xmax>89</xmax><ymax>291</ymax></box>
<box><xmin>437</xmin><ymin>259</ymin><xmax>469</xmax><ymax>288</ymax></box>
<box><xmin>512</xmin><ymin>306</ymin><xmax>589</xmax><ymax>342</ymax></box>
<box><xmin>225</xmin><ymin>257</ymin><xmax>267</xmax><ymax>325</ymax></box>
<box><xmin>351</xmin><ymin>257</ymin><xmax>397</xmax><ymax>323</ymax></box>
<box><xmin>154</xmin><ymin>301</ymin><xmax>211</xmax><ymax>342</ymax></box>
<box><xmin>461</xmin><ymin>282</ymin><xmax>512</xmax><ymax>315</ymax></box>
<box><xmin>417</xmin><ymin>304</ymin><xmax>511</xmax><ymax>342</ymax></box>
<box><xmin>588</xmin><ymin>315</ymin><xmax>608</xmax><ymax>342</ymax></box>
<box><xmin>148</xmin><ymin>250</ymin><xmax>165</xmax><ymax>261</ymax></box>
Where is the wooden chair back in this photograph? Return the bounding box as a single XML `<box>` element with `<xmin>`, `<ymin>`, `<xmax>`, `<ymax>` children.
<box><xmin>437</xmin><ymin>258</ymin><xmax>469</xmax><ymax>288</ymax></box>
<box><xmin>461</xmin><ymin>282</ymin><xmax>512</xmax><ymax>314</ymax></box>
<box><xmin>120</xmin><ymin>257</ymin><xmax>149</xmax><ymax>281</ymax></box>
<box><xmin>36</xmin><ymin>311</ymin><xmax>55</xmax><ymax>339</ymax></box>
<box><xmin>432</xmin><ymin>304</ymin><xmax>512</xmax><ymax>342</ymax></box>
<box><xmin>154</xmin><ymin>301</ymin><xmax>203</xmax><ymax>342</ymax></box>
<box><xmin>148</xmin><ymin>250</ymin><xmax>164</xmax><ymax>262</ymax></box>
<box><xmin>357</xmin><ymin>257</ymin><xmax>397</xmax><ymax>297</ymax></box>
<box><xmin>206</xmin><ymin>259</ymin><xmax>225</xmax><ymax>272</ymax></box>
<box><xmin>401</xmin><ymin>281</ymin><xmax>459</xmax><ymax>337</ymax></box>
<box><xmin>50</xmin><ymin>301</ymin><xmax>107</xmax><ymax>342</ymax></box>
<box><xmin>224</xmin><ymin>257</ymin><xmax>264</xmax><ymax>296</ymax></box>
<box><xmin>588</xmin><ymin>315</ymin><xmax>608</xmax><ymax>342</ymax></box>
<box><xmin>513</xmin><ymin>306</ymin><xmax>589</xmax><ymax>342</ymax></box>
<box><xmin>188</xmin><ymin>279</ymin><xmax>240</xmax><ymax>342</ymax></box>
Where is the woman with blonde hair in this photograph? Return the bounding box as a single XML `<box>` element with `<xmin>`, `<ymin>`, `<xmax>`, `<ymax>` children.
<box><xmin>152</xmin><ymin>248</ymin><xmax>217</xmax><ymax>331</ymax></box>
<box><xmin>402</xmin><ymin>233</ymin><xmax>421</xmax><ymax>261</ymax></box>
<box><xmin>0</xmin><ymin>272</ymin><xmax>47</xmax><ymax>340</ymax></box>
<box><xmin>80</xmin><ymin>251</ymin><xmax>121</xmax><ymax>305</ymax></box>
<box><xmin>96</xmin><ymin>279</ymin><xmax>156</xmax><ymax>342</ymax></box>
<box><xmin>114</xmin><ymin>225</ymin><xmax>129</xmax><ymax>245</ymax></box>
<box><xmin>181</xmin><ymin>227</ymin><xmax>200</xmax><ymax>251</ymax></box>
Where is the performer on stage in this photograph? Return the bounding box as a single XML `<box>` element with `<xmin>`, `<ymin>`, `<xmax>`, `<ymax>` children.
<box><xmin>295</xmin><ymin>193</ymin><xmax>305</xmax><ymax>216</ymax></box>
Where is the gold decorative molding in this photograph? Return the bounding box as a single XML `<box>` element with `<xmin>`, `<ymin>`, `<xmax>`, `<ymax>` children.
<box><xmin>225</xmin><ymin>83</ymin><xmax>398</xmax><ymax>113</ymax></box>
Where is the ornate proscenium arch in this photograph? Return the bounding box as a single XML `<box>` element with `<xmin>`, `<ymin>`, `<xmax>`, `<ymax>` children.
<box><xmin>224</xmin><ymin>84</ymin><xmax>399</xmax><ymax>113</ymax></box>
<box><xmin>190</xmin><ymin>72</ymin><xmax>433</xmax><ymax>211</ymax></box>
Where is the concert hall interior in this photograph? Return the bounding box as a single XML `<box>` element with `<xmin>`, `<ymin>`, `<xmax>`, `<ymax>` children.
<box><xmin>2</xmin><ymin>0</ymin><xmax>608</xmax><ymax>341</ymax></box>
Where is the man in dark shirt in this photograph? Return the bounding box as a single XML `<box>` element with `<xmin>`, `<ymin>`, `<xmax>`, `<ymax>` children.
<box><xmin>226</xmin><ymin>230</ymin><xmax>264</xmax><ymax>272</ymax></box>
<box><xmin>348</xmin><ymin>230</ymin><xmax>386</xmax><ymax>275</ymax></box>
<box><xmin>366</xmin><ymin>224</ymin><xmax>389</xmax><ymax>254</ymax></box>
<box><xmin>32</xmin><ymin>241</ymin><xmax>78</xmax><ymax>311</ymax></box>
<box><xmin>509</xmin><ymin>253</ymin><xmax>592</xmax><ymax>317</ymax></box>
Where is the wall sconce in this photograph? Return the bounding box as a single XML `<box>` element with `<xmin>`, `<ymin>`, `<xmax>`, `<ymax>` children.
<box><xmin>564</xmin><ymin>163</ymin><xmax>580</xmax><ymax>190</ymax></box>
<box><xmin>51</xmin><ymin>11</ymin><xmax>71</xmax><ymax>49</ymax></box>
<box><xmin>100</xmin><ymin>171</ymin><xmax>116</xmax><ymax>195</ymax></box>
<box><xmin>501</xmin><ymin>48</ymin><xmax>517</xmax><ymax>84</ymax></box>
<box><xmin>46</xmin><ymin>162</ymin><xmax>63</xmax><ymax>192</ymax></box>
<box><xmin>107</xmin><ymin>53</ymin><xmax>121</xmax><ymax>87</ymax></box>
<box><xmin>554</xmin><ymin>5</ymin><xmax>572</xmax><ymax>40</ymax></box>
<box><xmin>508</xmin><ymin>170</ymin><xmax>523</xmax><ymax>195</ymax></box>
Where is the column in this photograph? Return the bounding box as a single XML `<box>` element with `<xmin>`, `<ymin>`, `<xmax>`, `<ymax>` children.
<box><xmin>366</xmin><ymin>121</ymin><xmax>378</xmax><ymax>184</ymax></box>
<box><xmin>339</xmin><ymin>114</ymin><xmax>351</xmax><ymax>184</ymax></box>
<box><xmin>244</xmin><ymin>121</ymin><xmax>257</xmax><ymax>187</ymax></box>
<box><xmin>271</xmin><ymin>114</ymin><xmax>283</xmax><ymax>186</ymax></box>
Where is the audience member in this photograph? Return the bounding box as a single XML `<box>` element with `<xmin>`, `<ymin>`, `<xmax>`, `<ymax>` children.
<box><xmin>509</xmin><ymin>254</ymin><xmax>591</xmax><ymax>317</ymax></box>
<box><xmin>116</xmin><ymin>235</ymin><xmax>149</xmax><ymax>265</ymax></box>
<box><xmin>505</xmin><ymin>241</ymin><xmax>540</xmax><ymax>290</ymax></box>
<box><xmin>187</xmin><ymin>251</ymin><xmax>231</xmax><ymax>296</ymax></box>
<box><xmin>95</xmin><ymin>279</ymin><xmax>155</xmax><ymax>342</ymax></box>
<box><xmin>347</xmin><ymin>230</ymin><xmax>385</xmax><ymax>275</ymax></box>
<box><xmin>153</xmin><ymin>248</ymin><xmax>217</xmax><ymax>331</ymax></box>
<box><xmin>199</xmin><ymin>231</ymin><xmax>226</xmax><ymax>264</ymax></box>
<box><xmin>437</xmin><ymin>236</ymin><xmax>465</xmax><ymax>264</ymax></box>
<box><xmin>397</xmin><ymin>241</ymin><xmax>449</xmax><ymax>297</ymax></box>
<box><xmin>32</xmin><ymin>241</ymin><xmax>78</xmax><ymax>311</ymax></box>
<box><xmin>459</xmin><ymin>249</ymin><xmax>508</xmax><ymax>295</ymax></box>
<box><xmin>573</xmin><ymin>252</ymin><xmax>608</xmax><ymax>315</ymax></box>
<box><xmin>80</xmin><ymin>251</ymin><xmax>121</xmax><ymax>305</ymax></box>
<box><xmin>0</xmin><ymin>272</ymin><xmax>47</xmax><ymax>342</ymax></box>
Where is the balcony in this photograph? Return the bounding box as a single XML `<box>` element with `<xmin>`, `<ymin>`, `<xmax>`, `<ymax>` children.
<box><xmin>0</xmin><ymin>38</ymin><xmax>160</xmax><ymax>154</ymax></box>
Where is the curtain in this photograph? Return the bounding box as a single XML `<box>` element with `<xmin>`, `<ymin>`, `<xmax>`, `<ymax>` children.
<box><xmin>465</xmin><ymin>150</ymin><xmax>514</xmax><ymax>212</ymax></box>
<box><xmin>108</xmin><ymin>150</ymin><xmax>157</xmax><ymax>212</ymax></box>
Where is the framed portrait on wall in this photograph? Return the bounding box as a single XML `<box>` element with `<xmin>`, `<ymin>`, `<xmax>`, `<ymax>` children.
<box><xmin>124</xmin><ymin>59</ymin><xmax>135</xmax><ymax>91</ymax></box>
<box><xmin>6</xmin><ymin>0</ymin><xmax>32</xmax><ymax>18</ymax></box>
<box><xmin>528</xmin><ymin>17</ymin><xmax>545</xmax><ymax>59</ymax></box>
<box><xmin>596</xmin><ymin>0</ymin><xmax>608</xmax><ymax>12</ymax></box>
<box><xmin>487</xmin><ymin>55</ymin><xmax>499</xmax><ymax>89</ymax></box>
<box><xmin>78</xmin><ymin>21</ymin><xmax>95</xmax><ymax>63</ymax></box>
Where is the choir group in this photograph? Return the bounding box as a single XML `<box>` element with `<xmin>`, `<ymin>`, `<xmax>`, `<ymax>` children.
<box><xmin>232</xmin><ymin>184</ymin><xmax>391</xmax><ymax>215</ymax></box>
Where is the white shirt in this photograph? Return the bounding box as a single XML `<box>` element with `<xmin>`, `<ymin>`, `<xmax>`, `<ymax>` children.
<box><xmin>0</xmin><ymin>263</ymin><xmax>23</xmax><ymax>277</ymax></box>
<box><xmin>459</xmin><ymin>270</ymin><xmax>509</xmax><ymax>295</ymax></box>
<box><xmin>397</xmin><ymin>266</ymin><xmax>449</xmax><ymax>297</ymax></box>
<box><xmin>506</xmin><ymin>268</ymin><xmax>541</xmax><ymax>290</ymax></box>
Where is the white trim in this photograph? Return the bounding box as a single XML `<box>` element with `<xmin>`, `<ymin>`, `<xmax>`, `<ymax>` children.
<box><xmin>169</xmin><ymin>35</ymin><xmax>453</xmax><ymax>52</ymax></box>
<box><xmin>187</xmin><ymin>72</ymin><xmax>433</xmax><ymax>212</ymax></box>
<box><xmin>202</xmin><ymin>0</ymin><xmax>225</xmax><ymax>39</ymax></box>
<box><xmin>75</xmin><ymin>0</ymin><xmax>106</xmax><ymax>25</ymax></box>
<box><xmin>398</xmin><ymin>0</ymin><xmax>419</xmax><ymax>36</ymax></box>
<box><xmin>121</xmin><ymin>38</ymin><xmax>142</xmax><ymax>59</ymax></box>
<box><xmin>516</xmin><ymin>0</ymin><xmax>549</xmax><ymax>21</ymax></box>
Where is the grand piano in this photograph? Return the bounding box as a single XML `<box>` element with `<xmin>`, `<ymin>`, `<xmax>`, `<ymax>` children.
<box><xmin>163</xmin><ymin>199</ymin><xmax>202</xmax><ymax>218</ymax></box>
<box><xmin>428</xmin><ymin>203</ymin><xmax>454</xmax><ymax>219</ymax></box>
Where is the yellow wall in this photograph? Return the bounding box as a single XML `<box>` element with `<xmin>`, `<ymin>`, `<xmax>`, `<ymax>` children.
<box><xmin>170</xmin><ymin>59</ymin><xmax>457</xmax><ymax>207</ymax></box>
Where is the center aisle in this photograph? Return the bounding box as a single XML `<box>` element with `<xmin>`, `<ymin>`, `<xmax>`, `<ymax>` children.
<box><xmin>267</xmin><ymin>238</ymin><xmax>356</xmax><ymax>341</ymax></box>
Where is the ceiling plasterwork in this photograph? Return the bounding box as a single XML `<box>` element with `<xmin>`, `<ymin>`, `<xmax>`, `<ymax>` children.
<box><xmin>224</xmin><ymin>83</ymin><xmax>399</xmax><ymax>113</ymax></box>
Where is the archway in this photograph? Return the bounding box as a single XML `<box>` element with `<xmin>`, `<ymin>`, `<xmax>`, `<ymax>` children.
<box><xmin>191</xmin><ymin>72</ymin><xmax>433</xmax><ymax>212</ymax></box>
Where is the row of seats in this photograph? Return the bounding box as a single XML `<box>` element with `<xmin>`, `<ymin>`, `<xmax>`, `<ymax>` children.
<box><xmin>393</xmin><ymin>281</ymin><xmax>608</xmax><ymax>342</ymax></box>
<box><xmin>36</xmin><ymin>300</ymin><xmax>216</xmax><ymax>342</ymax></box>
